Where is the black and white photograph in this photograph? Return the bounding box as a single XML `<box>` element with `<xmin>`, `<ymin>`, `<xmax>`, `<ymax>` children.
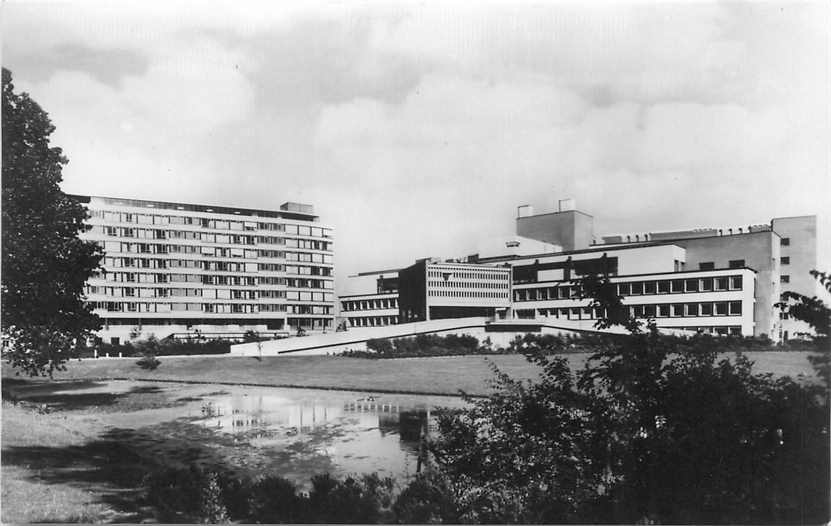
<box><xmin>1</xmin><ymin>0</ymin><xmax>829</xmax><ymax>523</ymax></box>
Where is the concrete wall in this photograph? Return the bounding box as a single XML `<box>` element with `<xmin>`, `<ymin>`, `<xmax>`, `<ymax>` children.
<box><xmin>772</xmin><ymin>216</ymin><xmax>821</xmax><ymax>339</ymax></box>
<box><xmin>675</xmin><ymin>231</ymin><xmax>780</xmax><ymax>338</ymax></box>
<box><xmin>229</xmin><ymin>316</ymin><xmax>634</xmax><ymax>357</ymax></box>
<box><xmin>516</xmin><ymin>210</ymin><xmax>594</xmax><ymax>251</ymax></box>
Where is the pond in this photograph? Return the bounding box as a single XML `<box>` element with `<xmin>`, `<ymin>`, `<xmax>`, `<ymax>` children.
<box><xmin>183</xmin><ymin>386</ymin><xmax>470</xmax><ymax>483</ymax></box>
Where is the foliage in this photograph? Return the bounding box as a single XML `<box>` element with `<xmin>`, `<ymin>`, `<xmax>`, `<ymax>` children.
<box><xmin>144</xmin><ymin>465</ymin><xmax>397</xmax><ymax>524</ymax></box>
<box><xmin>136</xmin><ymin>352</ymin><xmax>160</xmax><ymax>371</ymax></box>
<box><xmin>777</xmin><ymin>269</ymin><xmax>831</xmax><ymax>384</ymax></box>
<box><xmin>348</xmin><ymin>334</ymin><xmax>494</xmax><ymax>359</ymax></box>
<box><xmin>86</xmin><ymin>337</ymin><xmax>231</xmax><ymax>358</ymax></box>
<box><xmin>198</xmin><ymin>473</ymin><xmax>230</xmax><ymax>524</ymax></box>
<box><xmin>427</xmin><ymin>274</ymin><xmax>830</xmax><ymax>523</ymax></box>
<box><xmin>1</xmin><ymin>68</ymin><xmax>103</xmax><ymax>377</ymax></box>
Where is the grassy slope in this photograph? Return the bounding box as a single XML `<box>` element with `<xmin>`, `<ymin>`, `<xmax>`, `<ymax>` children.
<box><xmin>3</xmin><ymin>351</ymin><xmax>818</xmax><ymax>397</ymax></box>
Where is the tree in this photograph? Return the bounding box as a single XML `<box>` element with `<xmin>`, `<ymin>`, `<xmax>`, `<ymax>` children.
<box><xmin>1</xmin><ymin>68</ymin><xmax>103</xmax><ymax>376</ymax></box>
<box><xmin>428</xmin><ymin>274</ymin><xmax>830</xmax><ymax>523</ymax></box>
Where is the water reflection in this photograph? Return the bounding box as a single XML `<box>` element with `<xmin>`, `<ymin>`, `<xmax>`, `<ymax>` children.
<box><xmin>189</xmin><ymin>388</ymin><xmax>464</xmax><ymax>482</ymax></box>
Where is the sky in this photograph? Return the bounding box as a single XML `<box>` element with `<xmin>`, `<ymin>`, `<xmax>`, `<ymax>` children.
<box><xmin>3</xmin><ymin>0</ymin><xmax>830</xmax><ymax>287</ymax></box>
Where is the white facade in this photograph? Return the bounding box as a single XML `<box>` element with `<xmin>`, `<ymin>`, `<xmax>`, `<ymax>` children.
<box><xmin>77</xmin><ymin>195</ymin><xmax>335</xmax><ymax>343</ymax></box>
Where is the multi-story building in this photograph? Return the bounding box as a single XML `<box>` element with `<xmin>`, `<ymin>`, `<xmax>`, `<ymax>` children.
<box><xmin>75</xmin><ymin>195</ymin><xmax>335</xmax><ymax>343</ymax></box>
<box><xmin>339</xmin><ymin>200</ymin><xmax>820</xmax><ymax>341</ymax></box>
<box><xmin>397</xmin><ymin>259</ymin><xmax>513</xmax><ymax>323</ymax></box>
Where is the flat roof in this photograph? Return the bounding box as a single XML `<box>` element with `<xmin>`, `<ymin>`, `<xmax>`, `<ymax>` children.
<box><xmin>70</xmin><ymin>194</ymin><xmax>320</xmax><ymax>222</ymax></box>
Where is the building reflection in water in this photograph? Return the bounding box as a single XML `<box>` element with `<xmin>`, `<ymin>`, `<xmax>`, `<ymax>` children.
<box><xmin>191</xmin><ymin>389</ymin><xmax>454</xmax><ymax>479</ymax></box>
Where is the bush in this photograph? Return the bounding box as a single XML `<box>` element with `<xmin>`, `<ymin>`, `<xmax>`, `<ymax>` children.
<box><xmin>136</xmin><ymin>352</ymin><xmax>160</xmax><ymax>370</ymax></box>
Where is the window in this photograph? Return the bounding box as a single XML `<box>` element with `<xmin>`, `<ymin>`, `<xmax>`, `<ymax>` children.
<box><xmin>671</xmin><ymin>279</ymin><xmax>684</xmax><ymax>293</ymax></box>
<box><xmin>685</xmin><ymin>303</ymin><xmax>698</xmax><ymax>317</ymax></box>
<box><xmin>780</xmin><ymin>256</ymin><xmax>790</xmax><ymax>265</ymax></box>
<box><xmin>781</xmin><ymin>237</ymin><xmax>790</xmax><ymax>246</ymax></box>
<box><xmin>729</xmin><ymin>301</ymin><xmax>742</xmax><ymax>315</ymax></box>
<box><xmin>685</xmin><ymin>279</ymin><xmax>699</xmax><ymax>292</ymax></box>
<box><xmin>728</xmin><ymin>259</ymin><xmax>745</xmax><ymax>269</ymax></box>
<box><xmin>658</xmin><ymin>304</ymin><xmax>670</xmax><ymax>317</ymax></box>
<box><xmin>657</xmin><ymin>280</ymin><xmax>670</xmax><ymax>294</ymax></box>
<box><xmin>671</xmin><ymin>304</ymin><xmax>684</xmax><ymax>317</ymax></box>
<box><xmin>701</xmin><ymin>278</ymin><xmax>713</xmax><ymax>291</ymax></box>
<box><xmin>715</xmin><ymin>277</ymin><xmax>729</xmax><ymax>291</ymax></box>
<box><xmin>729</xmin><ymin>275</ymin><xmax>743</xmax><ymax>290</ymax></box>
<box><xmin>644</xmin><ymin>281</ymin><xmax>656</xmax><ymax>294</ymax></box>
<box><xmin>699</xmin><ymin>262</ymin><xmax>715</xmax><ymax>271</ymax></box>
<box><xmin>715</xmin><ymin>302</ymin><xmax>728</xmax><ymax>316</ymax></box>
<box><xmin>781</xmin><ymin>275</ymin><xmax>790</xmax><ymax>284</ymax></box>
<box><xmin>700</xmin><ymin>303</ymin><xmax>713</xmax><ymax>316</ymax></box>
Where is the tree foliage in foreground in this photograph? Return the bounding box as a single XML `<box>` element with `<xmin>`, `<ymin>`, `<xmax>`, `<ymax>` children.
<box><xmin>1</xmin><ymin>68</ymin><xmax>103</xmax><ymax>376</ymax></box>
<box><xmin>426</xmin><ymin>272</ymin><xmax>830</xmax><ymax>524</ymax></box>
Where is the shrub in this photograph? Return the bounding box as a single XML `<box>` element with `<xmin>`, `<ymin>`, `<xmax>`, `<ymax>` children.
<box><xmin>136</xmin><ymin>352</ymin><xmax>160</xmax><ymax>370</ymax></box>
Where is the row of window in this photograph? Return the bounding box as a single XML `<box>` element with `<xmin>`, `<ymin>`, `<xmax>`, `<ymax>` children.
<box><xmin>428</xmin><ymin>280</ymin><xmax>510</xmax><ymax>290</ymax></box>
<box><xmin>97</xmin><ymin>241</ymin><xmax>334</xmax><ymax>264</ymax></box>
<box><xmin>341</xmin><ymin>298</ymin><xmax>399</xmax><ymax>312</ymax></box>
<box><xmin>91</xmin><ymin>301</ymin><xmax>271</xmax><ymax>313</ymax></box>
<box><xmin>348</xmin><ymin>316</ymin><xmax>399</xmax><ymax>327</ymax></box>
<box><xmin>89</xmin><ymin>210</ymin><xmax>333</xmax><ymax>238</ymax></box>
<box><xmin>284</xmin><ymin>278</ymin><xmax>334</xmax><ymax>289</ymax></box>
<box><xmin>428</xmin><ymin>290</ymin><xmax>510</xmax><ymax>299</ymax></box>
<box><xmin>92</xmin><ymin>272</ymin><xmax>332</xmax><ymax>289</ymax></box>
<box><xmin>87</xmin><ymin>286</ymin><xmax>270</xmax><ymax>299</ymax></box>
<box><xmin>285</xmin><ymin>291</ymin><xmax>334</xmax><ymax>302</ymax></box>
<box><xmin>427</xmin><ymin>269</ymin><xmax>509</xmax><ymax>281</ymax></box>
<box><xmin>287</xmin><ymin>318</ymin><xmax>334</xmax><ymax>329</ymax></box>
<box><xmin>514</xmin><ymin>275</ymin><xmax>745</xmax><ymax>302</ymax></box>
<box><xmin>287</xmin><ymin>305</ymin><xmax>333</xmax><ymax>315</ymax></box>
<box><xmin>517</xmin><ymin>300</ymin><xmax>744</xmax><ymax>320</ymax></box>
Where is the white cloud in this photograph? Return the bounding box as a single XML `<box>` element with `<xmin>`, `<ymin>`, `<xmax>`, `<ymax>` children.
<box><xmin>4</xmin><ymin>1</ymin><xmax>829</xmax><ymax>279</ymax></box>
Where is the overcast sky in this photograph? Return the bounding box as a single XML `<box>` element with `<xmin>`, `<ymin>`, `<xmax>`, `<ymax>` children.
<box><xmin>4</xmin><ymin>1</ymin><xmax>829</xmax><ymax>284</ymax></box>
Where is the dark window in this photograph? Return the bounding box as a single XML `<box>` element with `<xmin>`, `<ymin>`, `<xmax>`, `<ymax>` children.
<box><xmin>644</xmin><ymin>281</ymin><xmax>656</xmax><ymax>294</ymax></box>
<box><xmin>729</xmin><ymin>259</ymin><xmax>745</xmax><ymax>269</ymax></box>
<box><xmin>729</xmin><ymin>301</ymin><xmax>742</xmax><ymax>315</ymax></box>
<box><xmin>715</xmin><ymin>277</ymin><xmax>729</xmax><ymax>291</ymax></box>
<box><xmin>700</xmin><ymin>303</ymin><xmax>713</xmax><ymax>316</ymax></box>
<box><xmin>699</xmin><ymin>262</ymin><xmax>715</xmax><ymax>270</ymax></box>
<box><xmin>701</xmin><ymin>278</ymin><xmax>713</xmax><ymax>291</ymax></box>
<box><xmin>685</xmin><ymin>303</ymin><xmax>699</xmax><ymax>317</ymax></box>
<box><xmin>617</xmin><ymin>283</ymin><xmax>630</xmax><ymax>296</ymax></box>
<box><xmin>715</xmin><ymin>302</ymin><xmax>729</xmax><ymax>316</ymax></box>
<box><xmin>685</xmin><ymin>279</ymin><xmax>699</xmax><ymax>292</ymax></box>
<box><xmin>730</xmin><ymin>275</ymin><xmax>743</xmax><ymax>290</ymax></box>
<box><xmin>671</xmin><ymin>279</ymin><xmax>684</xmax><ymax>293</ymax></box>
<box><xmin>781</xmin><ymin>275</ymin><xmax>790</xmax><ymax>284</ymax></box>
<box><xmin>781</xmin><ymin>237</ymin><xmax>790</xmax><ymax>246</ymax></box>
<box><xmin>781</xmin><ymin>256</ymin><xmax>790</xmax><ymax>265</ymax></box>
<box><xmin>630</xmin><ymin>282</ymin><xmax>643</xmax><ymax>295</ymax></box>
<box><xmin>644</xmin><ymin>304</ymin><xmax>656</xmax><ymax>317</ymax></box>
<box><xmin>658</xmin><ymin>280</ymin><xmax>670</xmax><ymax>294</ymax></box>
<box><xmin>658</xmin><ymin>304</ymin><xmax>670</xmax><ymax>317</ymax></box>
<box><xmin>671</xmin><ymin>304</ymin><xmax>684</xmax><ymax>317</ymax></box>
<box><xmin>110</xmin><ymin>337</ymin><xmax>120</xmax><ymax>345</ymax></box>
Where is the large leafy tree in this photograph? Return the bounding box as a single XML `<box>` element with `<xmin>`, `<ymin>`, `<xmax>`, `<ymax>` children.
<box><xmin>2</xmin><ymin>68</ymin><xmax>103</xmax><ymax>376</ymax></box>
<box><xmin>426</xmin><ymin>274</ymin><xmax>829</xmax><ymax>523</ymax></box>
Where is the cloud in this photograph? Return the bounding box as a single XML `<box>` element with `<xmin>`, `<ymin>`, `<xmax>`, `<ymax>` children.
<box><xmin>3</xmin><ymin>1</ymin><xmax>828</xmax><ymax>281</ymax></box>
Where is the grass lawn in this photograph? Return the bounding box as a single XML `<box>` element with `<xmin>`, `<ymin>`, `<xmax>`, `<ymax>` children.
<box><xmin>2</xmin><ymin>351</ymin><xmax>820</xmax><ymax>397</ymax></box>
<box><xmin>1</xmin><ymin>350</ymin><xmax>820</xmax><ymax>522</ymax></box>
